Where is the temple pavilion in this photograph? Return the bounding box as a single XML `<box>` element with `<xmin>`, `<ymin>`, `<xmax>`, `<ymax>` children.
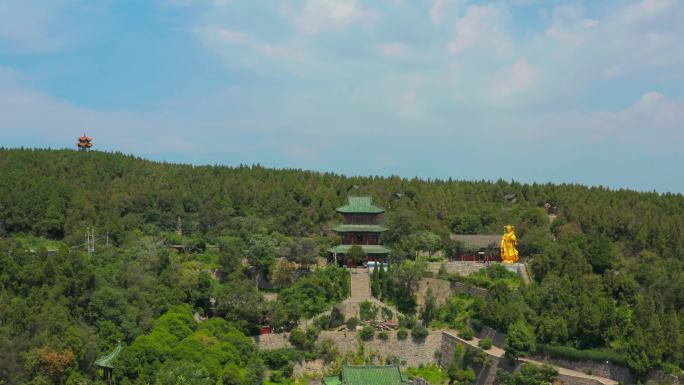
<box><xmin>328</xmin><ymin>196</ymin><xmax>391</xmax><ymax>267</ymax></box>
<box><xmin>95</xmin><ymin>342</ymin><xmax>122</xmax><ymax>384</ymax></box>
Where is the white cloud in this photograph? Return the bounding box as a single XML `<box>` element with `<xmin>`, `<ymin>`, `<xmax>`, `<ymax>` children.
<box><xmin>544</xmin><ymin>4</ymin><xmax>599</xmax><ymax>47</ymax></box>
<box><xmin>489</xmin><ymin>59</ymin><xmax>538</xmax><ymax>100</ymax></box>
<box><xmin>290</xmin><ymin>0</ymin><xmax>376</xmax><ymax>34</ymax></box>
<box><xmin>201</xmin><ymin>26</ymin><xmax>303</xmax><ymax>63</ymax></box>
<box><xmin>430</xmin><ymin>0</ymin><xmax>464</xmax><ymax>25</ymax></box>
<box><xmin>379</xmin><ymin>42</ymin><xmax>407</xmax><ymax>56</ymax></box>
<box><xmin>0</xmin><ymin>1</ymin><xmax>72</xmax><ymax>52</ymax></box>
<box><xmin>515</xmin><ymin>91</ymin><xmax>684</xmax><ymax>148</ymax></box>
<box><xmin>447</xmin><ymin>4</ymin><xmax>511</xmax><ymax>56</ymax></box>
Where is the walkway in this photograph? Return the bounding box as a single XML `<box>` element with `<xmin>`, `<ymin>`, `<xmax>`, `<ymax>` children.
<box><xmin>442</xmin><ymin>331</ymin><xmax>617</xmax><ymax>385</ymax></box>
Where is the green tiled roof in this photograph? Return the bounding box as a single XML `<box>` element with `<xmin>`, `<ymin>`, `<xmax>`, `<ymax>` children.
<box><xmin>340</xmin><ymin>364</ymin><xmax>410</xmax><ymax>385</ymax></box>
<box><xmin>95</xmin><ymin>342</ymin><xmax>122</xmax><ymax>369</ymax></box>
<box><xmin>333</xmin><ymin>224</ymin><xmax>388</xmax><ymax>233</ymax></box>
<box><xmin>337</xmin><ymin>196</ymin><xmax>385</xmax><ymax>214</ymax></box>
<box><xmin>328</xmin><ymin>245</ymin><xmax>392</xmax><ymax>254</ymax></box>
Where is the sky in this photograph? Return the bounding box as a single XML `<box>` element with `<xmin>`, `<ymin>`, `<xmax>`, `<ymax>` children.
<box><xmin>1</xmin><ymin>0</ymin><xmax>683</xmax><ymax>193</ymax></box>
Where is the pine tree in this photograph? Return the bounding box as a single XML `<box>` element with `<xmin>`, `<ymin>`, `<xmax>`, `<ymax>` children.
<box><xmin>371</xmin><ymin>265</ymin><xmax>380</xmax><ymax>298</ymax></box>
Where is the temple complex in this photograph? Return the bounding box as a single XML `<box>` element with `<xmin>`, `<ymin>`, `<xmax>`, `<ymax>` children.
<box><xmin>329</xmin><ymin>196</ymin><xmax>391</xmax><ymax>267</ymax></box>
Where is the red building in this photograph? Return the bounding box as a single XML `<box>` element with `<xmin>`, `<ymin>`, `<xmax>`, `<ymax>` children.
<box><xmin>449</xmin><ymin>234</ymin><xmax>501</xmax><ymax>262</ymax></box>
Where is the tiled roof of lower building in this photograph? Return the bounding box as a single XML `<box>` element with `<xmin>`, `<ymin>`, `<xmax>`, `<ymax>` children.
<box><xmin>328</xmin><ymin>244</ymin><xmax>392</xmax><ymax>254</ymax></box>
<box><xmin>339</xmin><ymin>364</ymin><xmax>410</xmax><ymax>385</ymax></box>
<box><xmin>333</xmin><ymin>224</ymin><xmax>388</xmax><ymax>233</ymax></box>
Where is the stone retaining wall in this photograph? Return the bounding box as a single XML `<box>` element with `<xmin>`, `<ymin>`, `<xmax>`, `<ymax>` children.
<box><xmin>476</xmin><ymin>326</ymin><xmax>506</xmax><ymax>349</ymax></box>
<box><xmin>528</xmin><ymin>354</ymin><xmax>633</xmax><ymax>385</ymax></box>
<box><xmin>427</xmin><ymin>262</ymin><xmax>488</xmax><ymax>276</ymax></box>
<box><xmin>416</xmin><ymin>278</ymin><xmax>490</xmax><ymax>306</ymax></box>
<box><xmin>438</xmin><ymin>332</ymin><xmax>500</xmax><ymax>385</ymax></box>
<box><xmin>253</xmin><ymin>333</ymin><xmax>291</xmax><ymax>350</ymax></box>
<box><xmin>318</xmin><ymin>330</ymin><xmax>443</xmax><ymax>368</ymax></box>
<box><xmin>255</xmin><ymin>330</ymin><xmax>443</xmax><ymax>368</ymax></box>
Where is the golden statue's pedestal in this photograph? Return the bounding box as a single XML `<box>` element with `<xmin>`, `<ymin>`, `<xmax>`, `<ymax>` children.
<box><xmin>502</xmin><ymin>262</ymin><xmax>521</xmax><ymax>274</ymax></box>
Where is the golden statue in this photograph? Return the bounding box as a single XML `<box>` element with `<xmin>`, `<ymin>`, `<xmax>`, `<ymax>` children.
<box><xmin>500</xmin><ymin>225</ymin><xmax>519</xmax><ymax>264</ymax></box>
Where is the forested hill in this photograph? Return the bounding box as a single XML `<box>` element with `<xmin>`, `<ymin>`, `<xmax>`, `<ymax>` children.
<box><xmin>1</xmin><ymin>148</ymin><xmax>683</xmax><ymax>261</ymax></box>
<box><xmin>1</xmin><ymin>148</ymin><xmax>684</xmax><ymax>383</ymax></box>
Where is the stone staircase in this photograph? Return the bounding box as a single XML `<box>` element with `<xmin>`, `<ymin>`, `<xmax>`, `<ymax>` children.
<box><xmin>350</xmin><ymin>268</ymin><xmax>371</xmax><ymax>301</ymax></box>
<box><xmin>339</xmin><ymin>268</ymin><xmax>399</xmax><ymax>320</ymax></box>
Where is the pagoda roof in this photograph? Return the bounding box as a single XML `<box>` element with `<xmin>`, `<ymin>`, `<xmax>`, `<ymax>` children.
<box><xmin>328</xmin><ymin>244</ymin><xmax>392</xmax><ymax>255</ymax></box>
<box><xmin>95</xmin><ymin>342</ymin><xmax>122</xmax><ymax>369</ymax></box>
<box><xmin>333</xmin><ymin>224</ymin><xmax>388</xmax><ymax>233</ymax></box>
<box><xmin>336</xmin><ymin>196</ymin><xmax>384</xmax><ymax>214</ymax></box>
<box><xmin>326</xmin><ymin>364</ymin><xmax>410</xmax><ymax>385</ymax></box>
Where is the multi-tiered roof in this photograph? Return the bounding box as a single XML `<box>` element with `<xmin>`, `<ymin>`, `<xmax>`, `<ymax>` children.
<box><xmin>329</xmin><ymin>196</ymin><xmax>391</xmax><ymax>256</ymax></box>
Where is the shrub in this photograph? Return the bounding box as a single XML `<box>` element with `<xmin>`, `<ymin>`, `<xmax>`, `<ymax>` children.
<box><xmin>261</xmin><ymin>348</ymin><xmax>305</xmax><ymax>370</ymax></box>
<box><xmin>399</xmin><ymin>315</ymin><xmax>417</xmax><ymax>330</ymax></box>
<box><xmin>288</xmin><ymin>328</ymin><xmax>307</xmax><ymax>350</ymax></box>
<box><xmin>535</xmin><ymin>344</ymin><xmax>627</xmax><ymax>366</ymax></box>
<box><xmin>438</xmin><ymin>263</ymin><xmax>449</xmax><ymax>279</ymax></box>
<box><xmin>411</xmin><ymin>324</ymin><xmax>429</xmax><ymax>339</ymax></box>
<box><xmin>504</xmin><ymin>321</ymin><xmax>536</xmax><ymax>360</ymax></box>
<box><xmin>329</xmin><ymin>306</ymin><xmax>345</xmax><ymax>328</ymax></box>
<box><xmin>471</xmin><ymin>318</ymin><xmax>483</xmax><ymax>332</ymax></box>
<box><xmin>346</xmin><ymin>317</ymin><xmax>359</xmax><ymax>331</ymax></box>
<box><xmin>378</xmin><ymin>331</ymin><xmax>389</xmax><ymax>341</ymax></box>
<box><xmin>314</xmin><ymin>314</ymin><xmax>331</xmax><ymax>330</ymax></box>
<box><xmin>316</xmin><ymin>338</ymin><xmax>339</xmax><ymax>363</ymax></box>
<box><xmin>397</xmin><ymin>328</ymin><xmax>409</xmax><ymax>340</ymax></box>
<box><xmin>381</xmin><ymin>307</ymin><xmax>394</xmax><ymax>321</ymax></box>
<box><xmin>458</xmin><ymin>327</ymin><xmax>474</xmax><ymax>341</ymax></box>
<box><xmin>360</xmin><ymin>301</ymin><xmax>379</xmax><ymax>321</ymax></box>
<box><xmin>360</xmin><ymin>325</ymin><xmax>375</xmax><ymax>341</ymax></box>
<box><xmin>288</xmin><ymin>327</ymin><xmax>319</xmax><ymax>351</ymax></box>
<box><xmin>478</xmin><ymin>338</ymin><xmax>492</xmax><ymax>350</ymax></box>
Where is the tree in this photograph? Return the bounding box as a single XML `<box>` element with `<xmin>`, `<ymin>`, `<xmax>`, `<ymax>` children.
<box><xmin>287</xmin><ymin>238</ymin><xmax>319</xmax><ymax>269</ymax></box>
<box><xmin>496</xmin><ymin>363</ymin><xmax>557</xmax><ymax>385</ymax></box>
<box><xmin>421</xmin><ymin>288</ymin><xmax>437</xmax><ymax>325</ymax></box>
<box><xmin>504</xmin><ymin>321</ymin><xmax>536</xmax><ymax>360</ymax></box>
<box><xmin>271</xmin><ymin>259</ymin><xmax>297</xmax><ymax>289</ymax></box>
<box><xmin>388</xmin><ymin>259</ymin><xmax>426</xmax><ymax>314</ymax></box>
<box><xmin>347</xmin><ymin>245</ymin><xmax>367</xmax><ymax>266</ymax></box>
<box><xmin>247</xmin><ymin>234</ymin><xmax>278</xmax><ymax>287</ymax></box>
<box><xmin>213</xmin><ymin>280</ymin><xmax>264</xmax><ymax>334</ymax></box>
<box><xmin>447</xmin><ymin>345</ymin><xmax>477</xmax><ymax>385</ymax></box>
<box><xmin>371</xmin><ymin>266</ymin><xmax>381</xmax><ymax>298</ymax></box>
<box><xmin>417</xmin><ymin>231</ymin><xmax>442</xmax><ymax>256</ymax></box>
<box><xmin>154</xmin><ymin>360</ymin><xmax>213</xmax><ymax>385</ymax></box>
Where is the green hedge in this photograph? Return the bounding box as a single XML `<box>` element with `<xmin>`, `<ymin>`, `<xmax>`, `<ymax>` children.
<box><xmin>536</xmin><ymin>344</ymin><xmax>627</xmax><ymax>366</ymax></box>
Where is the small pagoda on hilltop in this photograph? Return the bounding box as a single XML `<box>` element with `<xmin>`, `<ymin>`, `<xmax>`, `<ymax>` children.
<box><xmin>77</xmin><ymin>133</ymin><xmax>93</xmax><ymax>151</ymax></box>
<box><xmin>329</xmin><ymin>196</ymin><xmax>391</xmax><ymax>267</ymax></box>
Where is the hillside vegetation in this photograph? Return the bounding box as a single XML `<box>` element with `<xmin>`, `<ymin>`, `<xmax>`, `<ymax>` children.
<box><xmin>0</xmin><ymin>148</ymin><xmax>683</xmax><ymax>384</ymax></box>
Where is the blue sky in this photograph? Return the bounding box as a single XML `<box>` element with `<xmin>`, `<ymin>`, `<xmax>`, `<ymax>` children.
<box><xmin>1</xmin><ymin>0</ymin><xmax>683</xmax><ymax>192</ymax></box>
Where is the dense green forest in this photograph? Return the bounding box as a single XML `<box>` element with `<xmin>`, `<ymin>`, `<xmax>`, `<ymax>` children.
<box><xmin>0</xmin><ymin>148</ymin><xmax>683</xmax><ymax>384</ymax></box>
